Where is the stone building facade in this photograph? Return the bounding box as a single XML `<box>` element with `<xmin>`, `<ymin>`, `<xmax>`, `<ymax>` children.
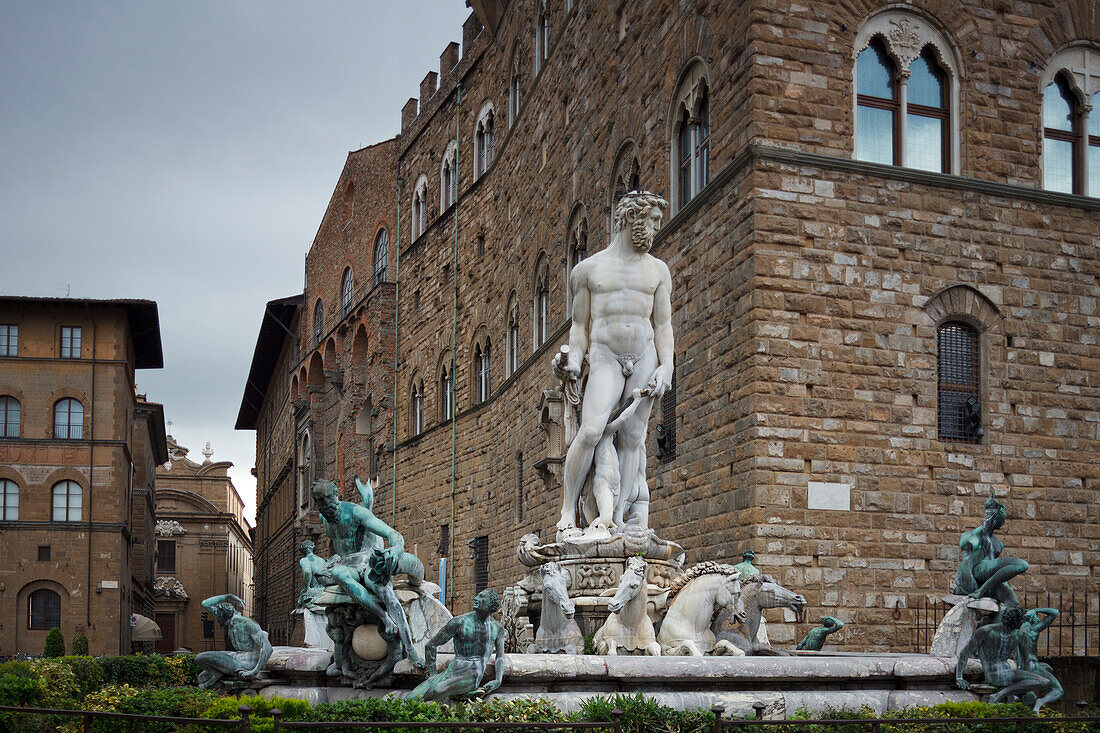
<box><xmin>0</xmin><ymin>296</ymin><xmax>167</xmax><ymax>656</ymax></box>
<box><xmin>152</xmin><ymin>436</ymin><xmax>253</xmax><ymax>654</ymax></box>
<box><xmin>241</xmin><ymin>0</ymin><xmax>1099</xmax><ymax>652</ymax></box>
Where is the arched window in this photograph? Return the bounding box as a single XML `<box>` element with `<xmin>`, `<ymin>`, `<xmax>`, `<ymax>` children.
<box><xmin>672</xmin><ymin>63</ymin><xmax>710</xmax><ymax>211</ymax></box>
<box><xmin>535</xmin><ymin>7</ymin><xmax>551</xmax><ymax>74</ymax></box>
<box><xmin>1</xmin><ymin>479</ymin><xmax>18</xmax><ymax>520</ymax></box>
<box><xmin>854</xmin><ymin>14</ymin><xmax>961</xmax><ymax>173</ymax></box>
<box><xmin>906</xmin><ymin>49</ymin><xmax>948</xmax><ymax>172</ymax></box>
<box><xmin>373</xmin><ymin>230</ymin><xmax>389</xmax><ymax>287</ymax></box>
<box><xmin>340</xmin><ymin>268</ymin><xmax>354</xmax><ymax>317</ymax></box>
<box><xmin>0</xmin><ymin>396</ymin><xmax>19</xmax><ymax>438</ymax></box>
<box><xmin>855</xmin><ymin>39</ymin><xmax>898</xmax><ymax>166</ymax></box>
<box><xmin>570</xmin><ymin>217</ymin><xmax>588</xmax><ymax>271</ymax></box>
<box><xmin>612</xmin><ymin>143</ymin><xmax>641</xmax><ymax>206</ymax></box>
<box><xmin>1091</xmin><ymin>91</ymin><xmax>1100</xmax><ymax>195</ymax></box>
<box><xmin>509</xmin><ymin>62</ymin><xmax>522</xmax><ymax>127</ymax></box>
<box><xmin>937</xmin><ymin>321</ymin><xmax>982</xmax><ymax>443</ymax></box>
<box><xmin>52</xmin><ymin>480</ymin><xmax>81</xmax><ymax>522</ymax></box>
<box><xmin>506</xmin><ymin>293</ymin><xmax>520</xmax><ymax>378</ymax></box>
<box><xmin>28</xmin><ymin>589</ymin><xmax>61</xmax><ymax>630</ymax></box>
<box><xmin>1043</xmin><ymin>75</ymin><xmax>1080</xmax><ymax>194</ymax></box>
<box><xmin>474</xmin><ymin>339</ymin><xmax>492</xmax><ymax>403</ymax></box>
<box><xmin>411</xmin><ymin>380</ymin><xmax>424</xmax><ymax>435</ymax></box>
<box><xmin>297</xmin><ymin>433</ymin><xmax>311</xmax><ymax>509</ymax></box>
<box><xmin>440</xmin><ymin>365</ymin><xmax>454</xmax><ymax>421</ymax></box>
<box><xmin>412</xmin><ymin>176</ymin><xmax>428</xmax><ymax>239</ymax></box>
<box><xmin>475</xmin><ymin>105</ymin><xmax>495</xmax><ymax>177</ymax></box>
<box><xmin>441</xmin><ymin>141</ymin><xmax>458</xmax><ymax>211</ymax></box>
<box><xmin>536</xmin><ymin>281</ymin><xmax>550</xmax><ymax>349</ymax></box>
<box><xmin>312</xmin><ymin>300</ymin><xmax>324</xmax><ymax>346</ymax></box>
<box><xmin>53</xmin><ymin>398</ymin><xmax>83</xmax><ymax>440</ymax></box>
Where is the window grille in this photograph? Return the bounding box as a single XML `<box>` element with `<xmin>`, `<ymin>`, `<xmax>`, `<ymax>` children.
<box><xmin>157</xmin><ymin>540</ymin><xmax>176</xmax><ymax>573</ymax></box>
<box><xmin>438</xmin><ymin>523</ymin><xmax>450</xmax><ymax>557</ymax></box>
<box><xmin>473</xmin><ymin>535</ymin><xmax>489</xmax><ymax>594</ymax></box>
<box><xmin>0</xmin><ymin>325</ymin><xmax>16</xmax><ymax>356</ymax></box>
<box><xmin>516</xmin><ymin>453</ymin><xmax>524</xmax><ymax>522</ymax></box>
<box><xmin>937</xmin><ymin>322</ymin><xmax>982</xmax><ymax>443</ymax></box>
<box><xmin>657</xmin><ymin>362</ymin><xmax>677</xmax><ymax>461</ymax></box>
<box><xmin>28</xmin><ymin>589</ymin><xmax>61</xmax><ymax>630</ymax></box>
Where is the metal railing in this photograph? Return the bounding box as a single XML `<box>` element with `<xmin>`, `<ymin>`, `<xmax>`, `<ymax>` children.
<box><xmin>1</xmin><ymin>704</ymin><xmax>1096</xmax><ymax>733</ymax></box>
<box><xmin>272</xmin><ymin>709</ymin><xmax>622</xmax><ymax>732</ymax></box>
<box><xmin>0</xmin><ymin>703</ymin><xmax>249</xmax><ymax>732</ymax></box>
<box><xmin>910</xmin><ymin>589</ymin><xmax>1098</xmax><ymax>656</ymax></box>
<box><xmin>712</xmin><ymin>707</ymin><xmax>1100</xmax><ymax>733</ymax></box>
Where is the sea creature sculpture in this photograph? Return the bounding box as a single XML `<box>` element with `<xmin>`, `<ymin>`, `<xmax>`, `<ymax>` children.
<box><xmin>658</xmin><ymin>562</ymin><xmax>746</xmax><ymax>656</ymax></box>
<box><xmin>593</xmin><ymin>556</ymin><xmax>660</xmax><ymax>656</ymax></box>
<box><xmin>530</xmin><ymin>562</ymin><xmax>584</xmax><ymax>654</ymax></box>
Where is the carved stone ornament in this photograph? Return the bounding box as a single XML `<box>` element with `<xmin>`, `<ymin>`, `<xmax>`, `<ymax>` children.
<box><xmin>853</xmin><ymin>11</ymin><xmax>959</xmax><ymax>81</ymax></box>
<box><xmin>155</xmin><ymin>576</ymin><xmax>189</xmax><ymax>600</ymax></box>
<box><xmin>155</xmin><ymin>520</ymin><xmax>186</xmax><ymax>536</ymax></box>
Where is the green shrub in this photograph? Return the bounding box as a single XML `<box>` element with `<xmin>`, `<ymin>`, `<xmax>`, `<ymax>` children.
<box><xmin>43</xmin><ymin>627</ymin><xmax>65</xmax><ymax>658</ymax></box>
<box><xmin>70</xmin><ymin>632</ymin><xmax>88</xmax><ymax>656</ymax></box>
<box><xmin>306</xmin><ymin>696</ymin><xmax>447</xmax><ymax>728</ymax></box>
<box><xmin>202</xmin><ymin>694</ymin><xmax>312</xmax><ymax>733</ymax></box>
<box><xmin>28</xmin><ymin>659</ymin><xmax>79</xmax><ymax>707</ymax></box>
<box><xmin>574</xmin><ymin>692</ymin><xmax>713</xmax><ymax>733</ymax></box>
<box><xmin>98</xmin><ymin>654</ymin><xmax>190</xmax><ymax>688</ymax></box>
<box><xmin>56</xmin><ymin>656</ymin><xmax>101</xmax><ymax>699</ymax></box>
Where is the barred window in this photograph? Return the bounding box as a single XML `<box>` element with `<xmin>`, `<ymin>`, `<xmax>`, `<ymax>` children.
<box><xmin>472</xmin><ymin>535</ymin><xmax>489</xmax><ymax>594</ymax></box>
<box><xmin>54</xmin><ymin>398</ymin><xmax>83</xmax><ymax>440</ymax></box>
<box><xmin>157</xmin><ymin>539</ymin><xmax>176</xmax><ymax>573</ymax></box>
<box><xmin>52</xmin><ymin>480</ymin><xmax>82</xmax><ymax>522</ymax></box>
<box><xmin>28</xmin><ymin>589</ymin><xmax>61</xmax><ymax>630</ymax></box>
<box><xmin>1</xmin><ymin>479</ymin><xmax>18</xmax><ymax>520</ymax></box>
<box><xmin>657</xmin><ymin>363</ymin><xmax>677</xmax><ymax>462</ymax></box>
<box><xmin>0</xmin><ymin>396</ymin><xmax>19</xmax><ymax>438</ymax></box>
<box><xmin>60</xmin><ymin>326</ymin><xmax>81</xmax><ymax>359</ymax></box>
<box><xmin>0</xmin><ymin>325</ymin><xmax>17</xmax><ymax>357</ymax></box>
<box><xmin>937</xmin><ymin>322</ymin><xmax>982</xmax><ymax>443</ymax></box>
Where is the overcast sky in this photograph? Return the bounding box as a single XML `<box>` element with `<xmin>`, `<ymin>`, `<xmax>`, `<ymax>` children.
<box><xmin>0</xmin><ymin>1</ymin><xmax>472</xmax><ymax>522</ymax></box>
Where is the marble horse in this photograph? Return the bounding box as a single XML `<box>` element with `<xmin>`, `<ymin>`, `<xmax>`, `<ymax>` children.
<box><xmin>594</xmin><ymin>556</ymin><xmax>660</xmax><ymax>656</ymax></box>
<box><xmin>658</xmin><ymin>562</ymin><xmax>746</xmax><ymax>656</ymax></box>
<box><xmin>529</xmin><ymin>562</ymin><xmax>584</xmax><ymax>654</ymax></box>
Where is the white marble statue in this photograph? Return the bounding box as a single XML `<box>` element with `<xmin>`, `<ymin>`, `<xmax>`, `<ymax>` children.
<box><xmin>593</xmin><ymin>556</ymin><xmax>661</xmax><ymax>656</ymax></box>
<box><xmin>553</xmin><ymin>190</ymin><xmax>674</xmax><ymax>538</ymax></box>
<box><xmin>659</xmin><ymin>562</ymin><xmax>747</xmax><ymax>657</ymax></box>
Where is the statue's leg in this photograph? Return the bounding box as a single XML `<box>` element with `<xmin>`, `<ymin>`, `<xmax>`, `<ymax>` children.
<box><xmin>559</xmin><ymin>351</ymin><xmax>623</xmax><ymax>531</ymax></box>
<box><xmin>1032</xmin><ymin>668</ymin><xmax>1063</xmax><ymax>712</ymax></box>
<box><xmin>331</xmin><ymin>565</ymin><xmax>397</xmax><ymax>636</ymax></box>
<box><xmin>974</xmin><ymin>558</ymin><xmax>1029</xmax><ymax>599</ymax></box>
<box><xmin>613</xmin><ymin>349</ymin><xmax>657</xmax><ymax>526</ymax></box>
<box><xmin>590</xmin><ymin>436</ymin><xmax>618</xmax><ymax>530</ymax></box>
<box><xmin>382</xmin><ymin>587</ymin><xmax>424</xmax><ymax>667</ymax></box>
<box><xmin>989</xmin><ymin>670</ymin><xmax>1047</xmax><ymax>704</ymax></box>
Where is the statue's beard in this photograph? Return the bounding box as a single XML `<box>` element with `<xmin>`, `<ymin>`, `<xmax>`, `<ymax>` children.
<box><xmin>630</xmin><ymin>218</ymin><xmax>653</xmax><ymax>251</ymax></box>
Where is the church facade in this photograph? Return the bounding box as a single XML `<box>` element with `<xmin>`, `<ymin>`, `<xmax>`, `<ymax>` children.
<box><xmin>240</xmin><ymin>0</ymin><xmax>1099</xmax><ymax>652</ymax></box>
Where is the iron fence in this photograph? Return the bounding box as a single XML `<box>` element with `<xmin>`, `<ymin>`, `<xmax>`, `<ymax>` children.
<box><xmin>3</xmin><ymin>704</ymin><xmax>1099</xmax><ymax>733</ymax></box>
<box><xmin>910</xmin><ymin>589</ymin><xmax>1098</xmax><ymax>657</ymax></box>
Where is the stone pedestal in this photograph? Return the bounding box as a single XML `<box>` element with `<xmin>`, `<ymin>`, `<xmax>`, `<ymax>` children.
<box><xmin>505</xmin><ymin>529</ymin><xmax>685</xmax><ymax>647</ymax></box>
<box><xmin>313</xmin><ymin>580</ymin><xmax>453</xmax><ymax>686</ymax></box>
<box><xmin>929</xmin><ymin>594</ymin><xmax>1000</xmax><ymax>657</ymax></box>
<box><xmin>298</xmin><ymin>607</ymin><xmax>335</xmax><ymax>651</ymax></box>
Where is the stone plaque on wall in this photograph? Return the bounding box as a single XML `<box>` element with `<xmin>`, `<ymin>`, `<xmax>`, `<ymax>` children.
<box><xmin>808</xmin><ymin>482</ymin><xmax>850</xmax><ymax>511</ymax></box>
